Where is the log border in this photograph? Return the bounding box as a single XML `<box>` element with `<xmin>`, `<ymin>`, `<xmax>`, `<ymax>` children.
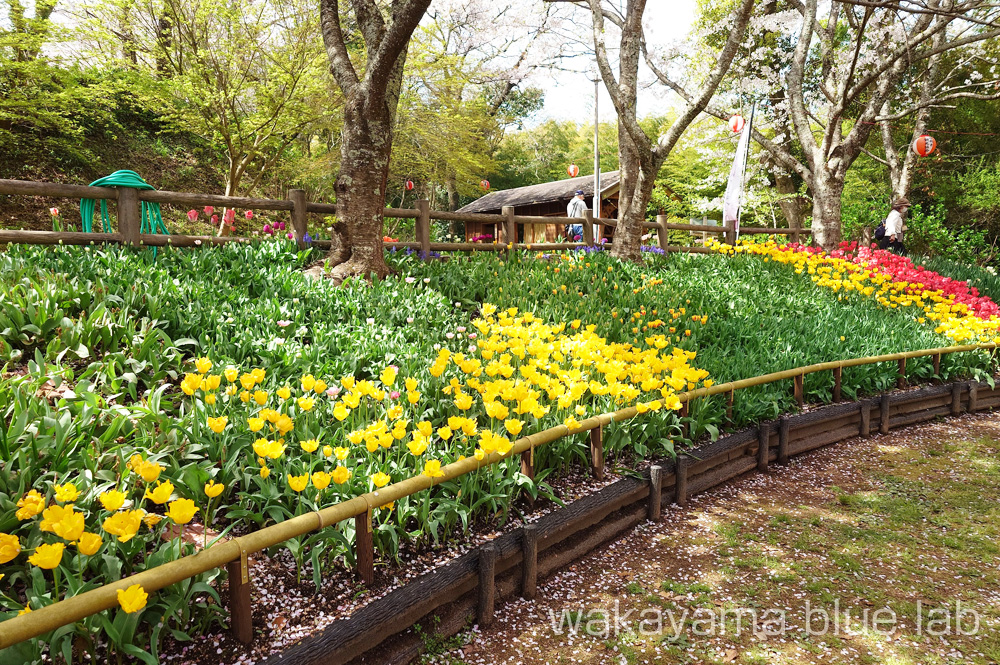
<box><xmin>261</xmin><ymin>379</ymin><xmax>996</xmax><ymax>665</ymax></box>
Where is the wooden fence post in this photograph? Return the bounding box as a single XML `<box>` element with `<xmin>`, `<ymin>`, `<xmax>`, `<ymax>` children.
<box><xmin>583</xmin><ymin>209</ymin><xmax>595</xmax><ymax>246</ymax></box>
<box><xmin>680</xmin><ymin>401</ymin><xmax>690</xmax><ymax>440</ymax></box>
<box><xmin>117</xmin><ymin>187</ymin><xmax>141</xmax><ymax>247</ymax></box>
<box><xmin>478</xmin><ymin>543</ymin><xmax>497</xmax><ymax>627</ymax></box>
<box><xmin>757</xmin><ymin>423</ymin><xmax>770</xmax><ymax>473</ymax></box>
<box><xmin>502</xmin><ymin>206</ymin><xmax>517</xmax><ymax>249</ymax></box>
<box><xmin>951</xmin><ymin>382</ymin><xmax>963</xmax><ymax>416</ymax></box>
<box><xmin>520</xmin><ymin>447</ymin><xmax>535</xmax><ymax>507</ymax></box>
<box><xmin>416</xmin><ymin>199</ymin><xmax>431</xmax><ymax>258</ymax></box>
<box><xmin>897</xmin><ymin>358</ymin><xmax>906</xmax><ymax>389</ymax></box>
<box><xmin>879</xmin><ymin>394</ymin><xmax>890</xmax><ymax>434</ymax></box>
<box><xmin>724</xmin><ymin>222</ymin><xmax>736</xmax><ymax>245</ymax></box>
<box><xmin>793</xmin><ymin>374</ymin><xmax>804</xmax><ymax>409</ymax></box>
<box><xmin>933</xmin><ymin>353</ymin><xmax>942</xmax><ymax>379</ymax></box>
<box><xmin>726</xmin><ymin>390</ymin><xmax>734</xmax><ymax>424</ymax></box>
<box><xmin>521</xmin><ymin>524</ymin><xmax>539</xmax><ymax>600</ymax></box>
<box><xmin>355</xmin><ymin>512</ymin><xmax>374</xmax><ymax>585</ymax></box>
<box><xmin>648</xmin><ymin>466</ymin><xmax>662</xmax><ymax>520</ymax></box>
<box><xmin>590</xmin><ymin>426</ymin><xmax>604</xmax><ymax>481</ymax></box>
<box><xmin>860</xmin><ymin>401</ymin><xmax>871</xmax><ymax>438</ymax></box>
<box><xmin>656</xmin><ymin>214</ymin><xmax>670</xmax><ymax>250</ymax></box>
<box><xmin>777</xmin><ymin>415</ymin><xmax>790</xmax><ymax>465</ymax></box>
<box><xmin>832</xmin><ymin>366</ymin><xmax>842</xmax><ymax>402</ymax></box>
<box><xmin>289</xmin><ymin>189</ymin><xmax>308</xmax><ymax>249</ymax></box>
<box><xmin>674</xmin><ymin>456</ymin><xmax>689</xmax><ymax>507</ymax></box>
<box><xmin>968</xmin><ymin>382</ymin><xmax>978</xmax><ymax>413</ymax></box>
<box><xmin>226</xmin><ymin>556</ymin><xmax>253</xmax><ymax>644</ymax></box>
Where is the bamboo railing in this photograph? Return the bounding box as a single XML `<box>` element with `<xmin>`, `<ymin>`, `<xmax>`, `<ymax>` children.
<box><xmin>0</xmin><ymin>178</ymin><xmax>811</xmax><ymax>254</ymax></box>
<box><xmin>0</xmin><ymin>340</ymin><xmax>994</xmax><ymax>650</ymax></box>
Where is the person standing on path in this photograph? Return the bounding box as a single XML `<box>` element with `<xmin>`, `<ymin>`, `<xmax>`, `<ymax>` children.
<box><xmin>880</xmin><ymin>197</ymin><xmax>909</xmax><ymax>255</ymax></box>
<box><xmin>566</xmin><ymin>190</ymin><xmax>587</xmax><ymax>241</ymax></box>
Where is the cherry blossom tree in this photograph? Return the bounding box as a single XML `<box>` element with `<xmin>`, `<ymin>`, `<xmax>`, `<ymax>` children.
<box><xmin>689</xmin><ymin>0</ymin><xmax>1000</xmax><ymax>249</ymax></box>
<box><xmin>573</xmin><ymin>0</ymin><xmax>757</xmax><ymax>262</ymax></box>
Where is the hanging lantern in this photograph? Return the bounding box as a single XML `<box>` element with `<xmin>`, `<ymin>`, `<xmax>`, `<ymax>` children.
<box><xmin>405</xmin><ymin>179</ymin><xmax>414</xmax><ymax>191</ymax></box>
<box><xmin>912</xmin><ymin>135</ymin><xmax>937</xmax><ymax>156</ymax></box>
<box><xmin>567</xmin><ymin>163</ymin><xmax>580</xmax><ymax>178</ymax></box>
<box><xmin>480</xmin><ymin>179</ymin><xmax>490</xmax><ymax>191</ymax></box>
<box><xmin>729</xmin><ymin>114</ymin><xmax>745</xmax><ymax>133</ymax></box>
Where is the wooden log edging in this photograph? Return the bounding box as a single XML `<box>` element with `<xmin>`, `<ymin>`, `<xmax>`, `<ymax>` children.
<box><xmin>261</xmin><ymin>379</ymin><xmax>997</xmax><ymax>665</ymax></box>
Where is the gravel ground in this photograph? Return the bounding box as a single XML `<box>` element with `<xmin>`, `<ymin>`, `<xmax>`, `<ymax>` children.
<box><xmin>433</xmin><ymin>412</ymin><xmax>1000</xmax><ymax>665</ymax></box>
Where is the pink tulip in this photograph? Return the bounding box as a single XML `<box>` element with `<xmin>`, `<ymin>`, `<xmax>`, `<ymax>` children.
<box><xmin>277</xmin><ymin>221</ymin><xmax>286</xmax><ymax>231</ymax></box>
<box><xmin>389</xmin><ymin>391</ymin><xmax>400</xmax><ymax>400</ymax></box>
<box><xmin>49</xmin><ymin>207</ymin><xmax>59</xmax><ymax>216</ymax></box>
<box><xmin>263</xmin><ymin>224</ymin><xmax>273</xmax><ymax>235</ymax></box>
<box><xmin>211</xmin><ymin>215</ymin><xmax>219</xmax><ymax>225</ymax></box>
<box><xmin>287</xmin><ymin>232</ymin><xmax>294</xmax><ymax>239</ymax></box>
<box><xmin>204</xmin><ymin>206</ymin><xmax>214</xmax><ymax>216</ymax></box>
<box><xmin>187</xmin><ymin>209</ymin><xmax>198</xmax><ymax>221</ymax></box>
<box><xmin>245</xmin><ymin>210</ymin><xmax>254</xmax><ymax>220</ymax></box>
<box><xmin>224</xmin><ymin>209</ymin><xmax>236</xmax><ymax>223</ymax></box>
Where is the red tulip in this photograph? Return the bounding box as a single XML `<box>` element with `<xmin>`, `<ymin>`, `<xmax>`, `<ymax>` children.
<box><xmin>245</xmin><ymin>210</ymin><xmax>254</xmax><ymax>220</ymax></box>
<box><xmin>224</xmin><ymin>209</ymin><xmax>236</xmax><ymax>223</ymax></box>
<box><xmin>211</xmin><ymin>215</ymin><xmax>219</xmax><ymax>225</ymax></box>
<box><xmin>187</xmin><ymin>209</ymin><xmax>198</xmax><ymax>221</ymax></box>
<box><xmin>204</xmin><ymin>206</ymin><xmax>214</xmax><ymax>216</ymax></box>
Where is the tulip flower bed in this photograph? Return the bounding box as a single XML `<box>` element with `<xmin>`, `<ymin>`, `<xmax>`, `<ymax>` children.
<box><xmin>0</xmin><ymin>240</ymin><xmax>993</xmax><ymax>663</ymax></box>
<box><xmin>707</xmin><ymin>239</ymin><xmax>1000</xmax><ymax>344</ymax></box>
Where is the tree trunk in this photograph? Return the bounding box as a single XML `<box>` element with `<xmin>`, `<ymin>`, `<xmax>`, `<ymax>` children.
<box><xmin>774</xmin><ymin>171</ymin><xmax>806</xmax><ymax>232</ymax></box>
<box><xmin>810</xmin><ymin>172</ymin><xmax>844</xmax><ymax>249</ymax></box>
<box><xmin>610</xmin><ymin>127</ymin><xmax>659</xmax><ymax>261</ymax></box>
<box><xmin>326</xmin><ymin>97</ymin><xmax>393</xmax><ymax>281</ymax></box>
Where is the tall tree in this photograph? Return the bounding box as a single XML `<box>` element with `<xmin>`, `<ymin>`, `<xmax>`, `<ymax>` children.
<box><xmin>583</xmin><ymin>0</ymin><xmax>757</xmax><ymax>262</ymax></box>
<box><xmin>319</xmin><ymin>0</ymin><xmax>431</xmax><ymax>281</ymax></box>
<box><xmin>694</xmin><ymin>0</ymin><xmax>1000</xmax><ymax>248</ymax></box>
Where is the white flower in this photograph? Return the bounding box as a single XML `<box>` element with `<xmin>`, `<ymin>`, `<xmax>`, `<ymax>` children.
<box><xmin>277</xmin><ymin>320</ymin><xmax>292</xmax><ymax>328</ymax></box>
<box><xmin>366</xmin><ymin>317</ymin><xmax>375</xmax><ymax>325</ymax></box>
<box><xmin>194</xmin><ymin>239</ymin><xmax>202</xmax><ymax>246</ymax></box>
<box><xmin>446</xmin><ymin>333</ymin><xmax>455</xmax><ymax>339</ymax></box>
<box><xmin>423</xmin><ymin>278</ymin><xmax>431</xmax><ymax>284</ymax></box>
<box><xmin>433</xmin><ymin>343</ymin><xmax>441</xmax><ymax>350</ymax></box>
<box><xmin>405</xmin><ymin>277</ymin><xmax>416</xmax><ymax>284</ymax></box>
<box><xmin>406</xmin><ymin>317</ymin><xmax>414</xmax><ymax>323</ymax></box>
<box><xmin>468</xmin><ymin>345</ymin><xmax>477</xmax><ymax>353</ymax></box>
<box><xmin>457</xmin><ymin>326</ymin><xmax>466</xmax><ymax>333</ymax></box>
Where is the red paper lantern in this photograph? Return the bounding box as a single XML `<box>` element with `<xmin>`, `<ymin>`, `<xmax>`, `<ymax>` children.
<box><xmin>912</xmin><ymin>135</ymin><xmax>936</xmax><ymax>156</ymax></box>
<box><xmin>480</xmin><ymin>179</ymin><xmax>490</xmax><ymax>191</ymax></box>
<box><xmin>567</xmin><ymin>163</ymin><xmax>579</xmax><ymax>177</ymax></box>
<box><xmin>405</xmin><ymin>179</ymin><xmax>414</xmax><ymax>191</ymax></box>
<box><xmin>729</xmin><ymin>114</ymin><xmax>745</xmax><ymax>133</ymax></box>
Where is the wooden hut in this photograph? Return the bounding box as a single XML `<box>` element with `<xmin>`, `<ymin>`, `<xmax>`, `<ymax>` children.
<box><xmin>456</xmin><ymin>171</ymin><xmax>621</xmax><ymax>243</ymax></box>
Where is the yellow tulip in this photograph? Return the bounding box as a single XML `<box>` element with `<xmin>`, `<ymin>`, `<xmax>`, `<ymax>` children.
<box><xmin>144</xmin><ymin>480</ymin><xmax>175</xmax><ymax>505</ymax></box>
<box><xmin>253</xmin><ymin>390</ymin><xmax>268</xmax><ymax>406</ymax></box>
<box><xmin>16</xmin><ymin>489</ymin><xmax>45</xmax><ymax>520</ymax></box>
<box><xmin>331</xmin><ymin>466</ymin><xmax>351</xmax><ymax>485</ymax></box>
<box><xmin>437</xmin><ymin>426</ymin><xmax>452</xmax><ymax>440</ymax></box>
<box><xmin>53</xmin><ymin>482</ymin><xmax>80</xmax><ymax>503</ymax></box>
<box><xmin>204</xmin><ymin>480</ymin><xmax>225</xmax><ymax>498</ymax></box>
<box><xmin>117</xmin><ymin>584</ymin><xmax>148</xmax><ymax>614</ymax></box>
<box><xmin>300</xmin><ymin>439</ymin><xmax>320</xmax><ymax>453</ymax></box>
<box><xmin>380</xmin><ymin>366</ymin><xmax>398</xmax><ymax>386</ymax></box>
<box><xmin>504</xmin><ymin>419</ymin><xmax>524</xmax><ymax>436</ymax></box>
<box><xmin>28</xmin><ymin>542</ymin><xmax>64</xmax><ymax>570</ymax></box>
<box><xmin>166</xmin><ymin>499</ymin><xmax>199</xmax><ymax>524</ymax></box>
<box><xmin>371</xmin><ymin>472</ymin><xmax>391</xmax><ymax>488</ymax></box>
<box><xmin>422</xmin><ymin>460</ymin><xmax>445</xmax><ymax>478</ymax></box>
<box><xmin>260</xmin><ymin>465</ymin><xmax>271</xmax><ymax>479</ymax></box>
<box><xmin>77</xmin><ymin>532</ymin><xmax>102</xmax><ymax>556</ymax></box>
<box><xmin>0</xmin><ymin>533</ymin><xmax>21</xmax><ymax>564</ymax></box>
<box><xmin>277</xmin><ymin>386</ymin><xmax>291</xmax><ymax>400</ymax></box>
<box><xmin>248</xmin><ymin>417</ymin><xmax>265</xmax><ymax>432</ymax></box>
<box><xmin>311</xmin><ymin>471</ymin><xmax>332</xmax><ymax>491</ymax></box>
<box><xmin>102</xmin><ymin>510</ymin><xmax>144</xmax><ymax>542</ymax></box>
<box><xmin>287</xmin><ymin>474</ymin><xmax>309</xmax><ymax>493</ymax></box>
<box><xmin>313</xmin><ymin>380</ymin><xmax>328</xmax><ymax>394</ymax></box>
<box><xmin>297</xmin><ymin>396</ymin><xmax>315</xmax><ymax>411</ymax></box>
<box><xmin>224</xmin><ymin>367</ymin><xmax>238</xmax><ymax>382</ymax></box>
<box><xmin>407</xmin><ymin>438</ymin><xmax>428</xmax><ymax>456</ymax></box>
<box><xmin>301</xmin><ymin>374</ymin><xmax>316</xmax><ymax>392</ymax></box>
<box><xmin>416</xmin><ymin>421</ymin><xmax>433</xmax><ymax>437</ymax></box>
<box><xmin>323</xmin><ymin>445</ymin><xmax>335</xmax><ymax>458</ymax></box>
<box><xmin>207</xmin><ymin>416</ymin><xmax>228</xmax><ymax>433</ymax></box>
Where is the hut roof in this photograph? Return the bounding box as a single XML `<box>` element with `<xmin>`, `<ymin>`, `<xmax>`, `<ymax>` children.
<box><xmin>456</xmin><ymin>171</ymin><xmax>621</xmax><ymax>215</ymax></box>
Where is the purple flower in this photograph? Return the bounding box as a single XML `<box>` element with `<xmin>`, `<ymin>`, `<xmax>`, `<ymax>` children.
<box><xmin>303</xmin><ymin>232</ymin><xmax>312</xmax><ymax>243</ymax></box>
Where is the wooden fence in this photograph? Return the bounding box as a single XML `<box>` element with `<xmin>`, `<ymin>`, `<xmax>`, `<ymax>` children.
<box><xmin>0</xmin><ymin>178</ymin><xmax>810</xmax><ymax>254</ymax></box>
<box><xmin>0</xmin><ymin>341</ymin><xmax>993</xmax><ymax>654</ymax></box>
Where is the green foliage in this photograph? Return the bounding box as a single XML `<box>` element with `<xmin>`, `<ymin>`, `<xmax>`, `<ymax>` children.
<box><xmin>904</xmin><ymin>204</ymin><xmax>995</xmax><ymax>265</ymax></box>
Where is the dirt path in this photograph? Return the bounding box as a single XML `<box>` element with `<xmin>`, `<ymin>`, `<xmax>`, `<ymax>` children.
<box><xmin>432</xmin><ymin>412</ymin><xmax>1000</xmax><ymax>665</ymax></box>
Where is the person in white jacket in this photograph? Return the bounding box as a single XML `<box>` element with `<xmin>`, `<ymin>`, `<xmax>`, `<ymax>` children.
<box><xmin>879</xmin><ymin>197</ymin><xmax>910</xmax><ymax>254</ymax></box>
<box><xmin>565</xmin><ymin>190</ymin><xmax>588</xmax><ymax>240</ymax></box>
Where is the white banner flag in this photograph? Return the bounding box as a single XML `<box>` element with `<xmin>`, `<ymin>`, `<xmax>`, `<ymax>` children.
<box><xmin>722</xmin><ymin>103</ymin><xmax>755</xmax><ymax>241</ymax></box>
